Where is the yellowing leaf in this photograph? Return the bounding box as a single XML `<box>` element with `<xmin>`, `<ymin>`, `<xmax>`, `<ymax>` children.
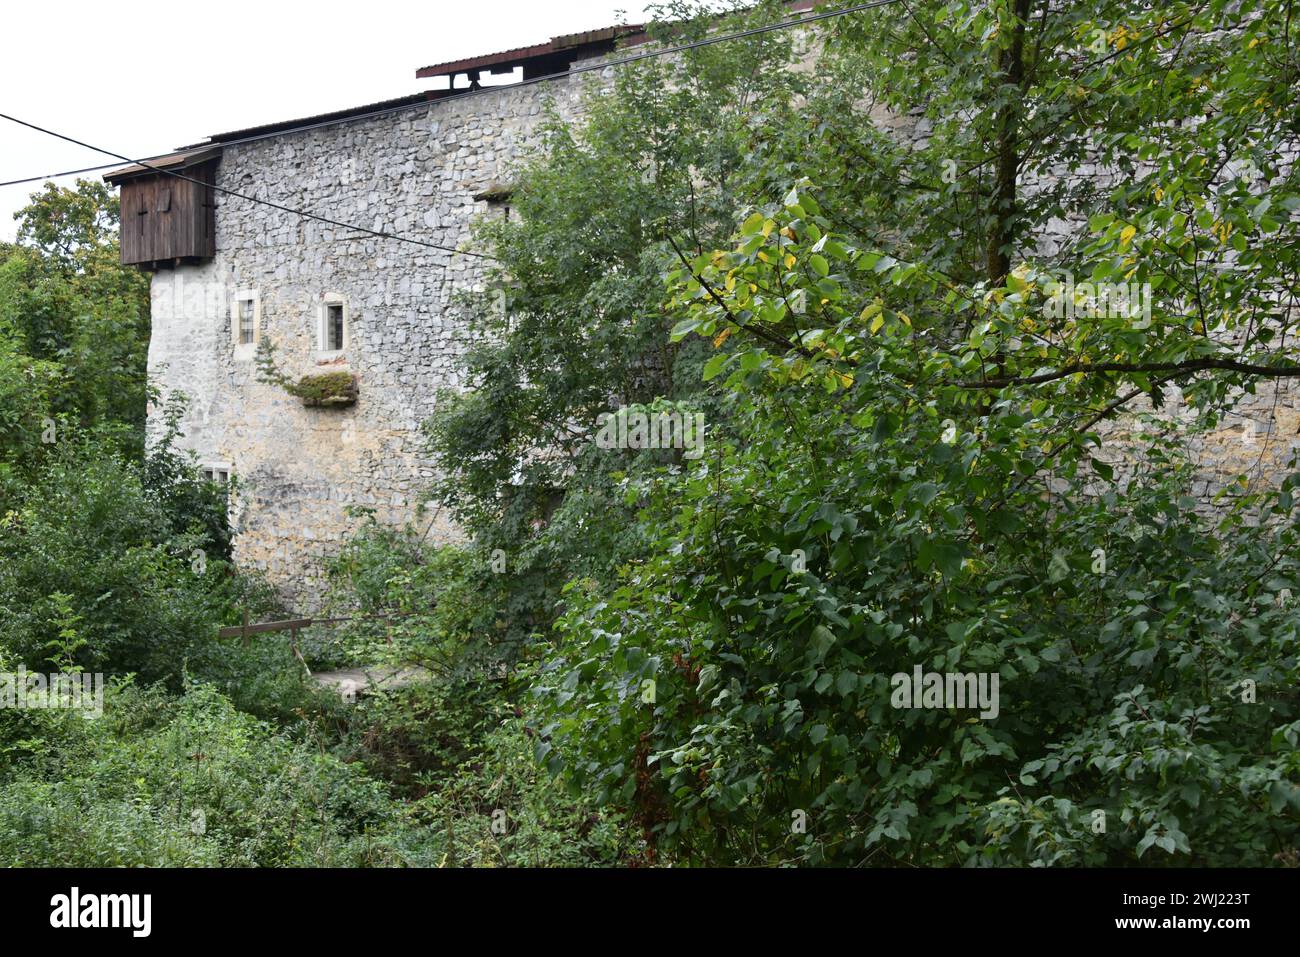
<box><xmin>1120</xmin><ymin>225</ymin><xmax>1137</xmax><ymax>248</ymax></box>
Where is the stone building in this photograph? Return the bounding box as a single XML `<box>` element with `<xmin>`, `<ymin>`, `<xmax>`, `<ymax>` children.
<box><xmin>106</xmin><ymin>24</ymin><xmax>664</xmax><ymax>608</ymax></box>
<box><xmin>107</xmin><ymin>6</ymin><xmax>1297</xmax><ymax>610</ymax></box>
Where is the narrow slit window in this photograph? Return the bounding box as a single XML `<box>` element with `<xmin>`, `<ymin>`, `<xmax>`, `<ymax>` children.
<box><xmin>231</xmin><ymin>290</ymin><xmax>259</xmax><ymax>355</ymax></box>
<box><xmin>238</xmin><ymin>299</ymin><xmax>255</xmax><ymax>345</ymax></box>
<box><xmin>327</xmin><ymin>303</ymin><xmax>345</xmax><ymax>351</ymax></box>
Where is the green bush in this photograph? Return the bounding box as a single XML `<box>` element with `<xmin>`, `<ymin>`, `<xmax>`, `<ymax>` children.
<box><xmin>329</xmin><ymin>678</ymin><xmax>632</xmax><ymax>866</ymax></box>
<box><xmin>0</xmin><ymin>441</ymin><xmax>222</xmax><ymax>682</ymax></box>
<box><xmin>323</xmin><ymin>519</ymin><xmax>494</xmax><ymax>674</ymax></box>
<box><xmin>294</xmin><ymin>372</ymin><xmax>358</xmax><ymax>408</ymax></box>
<box><xmin>0</xmin><ymin>424</ymin><xmax>288</xmax><ymax>697</ymax></box>
<box><xmin>0</xmin><ymin>680</ymin><xmax>399</xmax><ymax>867</ymax></box>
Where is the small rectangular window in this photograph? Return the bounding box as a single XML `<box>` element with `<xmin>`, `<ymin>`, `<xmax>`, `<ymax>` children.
<box><xmin>232</xmin><ymin>290</ymin><xmax>259</xmax><ymax>355</ymax></box>
<box><xmin>238</xmin><ymin>299</ymin><xmax>255</xmax><ymax>345</ymax></box>
<box><xmin>327</xmin><ymin>303</ymin><xmax>345</xmax><ymax>351</ymax></box>
<box><xmin>318</xmin><ymin>295</ymin><xmax>349</xmax><ymax>353</ymax></box>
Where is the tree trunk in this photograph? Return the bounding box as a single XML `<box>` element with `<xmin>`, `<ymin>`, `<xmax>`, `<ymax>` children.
<box><xmin>986</xmin><ymin>0</ymin><xmax>1033</xmax><ymax>286</ymax></box>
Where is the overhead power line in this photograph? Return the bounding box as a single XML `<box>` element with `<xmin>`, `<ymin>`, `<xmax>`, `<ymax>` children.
<box><xmin>0</xmin><ymin>111</ymin><xmax>500</xmax><ymax>259</ymax></box>
<box><xmin>2</xmin><ymin>158</ymin><xmax>125</xmax><ymax>189</ymax></box>
<box><xmin>0</xmin><ymin>1</ymin><xmax>902</xmax><ymax>259</ymax></box>
<box><xmin>0</xmin><ymin>0</ymin><xmax>900</xmax><ymax>185</ymax></box>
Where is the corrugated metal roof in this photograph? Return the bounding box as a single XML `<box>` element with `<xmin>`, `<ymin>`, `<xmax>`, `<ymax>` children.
<box><xmin>415</xmin><ymin>23</ymin><xmax>647</xmax><ymax>78</ymax></box>
<box><xmin>416</xmin><ymin>0</ymin><xmax>820</xmax><ymax>78</ymax></box>
<box><xmin>417</xmin><ymin>0</ymin><xmax>819</xmax><ymax>78</ymax></box>
<box><xmin>145</xmin><ymin>1</ymin><xmax>823</xmax><ymax>154</ymax></box>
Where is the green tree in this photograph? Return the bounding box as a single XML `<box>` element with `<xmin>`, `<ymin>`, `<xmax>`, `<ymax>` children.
<box><xmin>525</xmin><ymin>0</ymin><xmax>1300</xmax><ymax>865</ymax></box>
<box><xmin>424</xmin><ymin>0</ymin><xmax>808</xmax><ymax>655</ymax></box>
<box><xmin>0</xmin><ymin>179</ymin><xmax>150</xmax><ymax>468</ymax></box>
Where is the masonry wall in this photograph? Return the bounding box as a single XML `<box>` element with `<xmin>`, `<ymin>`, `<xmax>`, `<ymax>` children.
<box><xmin>149</xmin><ymin>46</ymin><xmax>1296</xmax><ymax>611</ymax></box>
<box><xmin>892</xmin><ymin>106</ymin><xmax>1300</xmax><ymax>508</ymax></box>
<box><xmin>148</xmin><ymin>68</ymin><xmax>610</xmax><ymax>609</ymax></box>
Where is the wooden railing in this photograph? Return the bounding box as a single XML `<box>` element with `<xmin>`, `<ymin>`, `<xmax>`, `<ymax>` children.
<box><xmin>216</xmin><ymin>610</ymin><xmax>427</xmax><ymax>677</ymax></box>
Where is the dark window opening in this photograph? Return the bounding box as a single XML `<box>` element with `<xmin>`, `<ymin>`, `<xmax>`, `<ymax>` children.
<box><xmin>238</xmin><ymin>299</ymin><xmax>255</xmax><ymax>344</ymax></box>
<box><xmin>327</xmin><ymin>303</ymin><xmax>345</xmax><ymax>351</ymax></box>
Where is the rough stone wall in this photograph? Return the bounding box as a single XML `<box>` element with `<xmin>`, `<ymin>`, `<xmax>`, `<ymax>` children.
<box><xmin>893</xmin><ymin>105</ymin><xmax>1300</xmax><ymax>507</ymax></box>
<box><xmin>149</xmin><ymin>35</ymin><xmax>1294</xmax><ymax>611</ymax></box>
<box><xmin>148</xmin><ymin>66</ymin><xmax>613</xmax><ymax>610</ymax></box>
<box><xmin>1085</xmin><ymin>379</ymin><xmax>1300</xmax><ymax>506</ymax></box>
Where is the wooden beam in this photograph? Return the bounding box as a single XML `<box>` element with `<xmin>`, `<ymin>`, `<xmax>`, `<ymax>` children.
<box><xmin>217</xmin><ymin>617</ymin><xmax>314</xmax><ymax>639</ymax></box>
<box><xmin>216</xmin><ymin>609</ymin><xmax>428</xmax><ymax>640</ymax></box>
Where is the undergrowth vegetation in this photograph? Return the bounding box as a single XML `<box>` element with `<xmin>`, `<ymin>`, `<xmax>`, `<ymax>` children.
<box><xmin>1</xmin><ymin>0</ymin><xmax>1297</xmax><ymax>868</ymax></box>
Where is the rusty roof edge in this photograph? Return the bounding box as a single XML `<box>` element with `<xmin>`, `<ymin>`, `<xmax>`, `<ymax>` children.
<box><xmin>103</xmin><ymin>146</ymin><xmax>223</xmax><ymax>184</ymax></box>
<box><xmin>147</xmin><ymin>0</ymin><xmax>824</xmax><ymax>156</ymax></box>
<box><xmin>414</xmin><ymin>0</ymin><xmax>819</xmax><ymax>78</ymax></box>
<box><xmin>414</xmin><ymin>23</ymin><xmax>647</xmax><ymax>79</ymax></box>
<box><xmin>550</xmin><ymin>24</ymin><xmax>648</xmax><ymax>48</ymax></box>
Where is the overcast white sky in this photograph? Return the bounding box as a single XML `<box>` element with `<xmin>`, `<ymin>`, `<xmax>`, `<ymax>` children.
<box><xmin>0</xmin><ymin>0</ymin><xmax>652</xmax><ymax>240</ymax></box>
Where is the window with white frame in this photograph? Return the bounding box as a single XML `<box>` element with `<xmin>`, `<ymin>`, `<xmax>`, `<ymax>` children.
<box><xmin>326</xmin><ymin>302</ymin><xmax>344</xmax><ymax>351</ymax></box>
<box><xmin>232</xmin><ymin>289</ymin><xmax>260</xmax><ymax>356</ymax></box>
<box><xmin>318</xmin><ymin>294</ymin><xmax>348</xmax><ymax>353</ymax></box>
<box><xmin>200</xmin><ymin>465</ymin><xmax>235</xmax><ymax>529</ymax></box>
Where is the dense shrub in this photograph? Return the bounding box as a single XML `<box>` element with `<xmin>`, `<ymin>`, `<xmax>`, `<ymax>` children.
<box><xmin>322</xmin><ymin>519</ymin><xmax>494</xmax><ymax>674</ymax></box>
<box><xmin>326</xmin><ymin>679</ymin><xmax>631</xmax><ymax>867</ymax></box>
<box><xmin>0</xmin><ymin>680</ymin><xmax>398</xmax><ymax>867</ymax></box>
<box><xmin>529</xmin><ymin>384</ymin><xmax>1300</xmax><ymax>865</ymax></box>
<box><xmin>317</xmin><ymin>526</ymin><xmax>632</xmax><ymax>866</ymax></box>
<box><xmin>0</xmin><ymin>429</ymin><xmax>276</xmax><ymax>685</ymax></box>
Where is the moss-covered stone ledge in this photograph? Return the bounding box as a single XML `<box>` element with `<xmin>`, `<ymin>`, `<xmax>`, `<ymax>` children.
<box><xmin>293</xmin><ymin>371</ymin><xmax>358</xmax><ymax>408</ymax></box>
<box><xmin>255</xmin><ymin>337</ymin><xmax>359</xmax><ymax>408</ymax></box>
